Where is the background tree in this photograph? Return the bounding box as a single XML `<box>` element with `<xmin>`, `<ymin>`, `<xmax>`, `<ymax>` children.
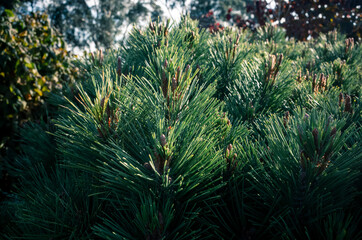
<box><xmin>223</xmin><ymin>0</ymin><xmax>361</xmax><ymax>40</ymax></box>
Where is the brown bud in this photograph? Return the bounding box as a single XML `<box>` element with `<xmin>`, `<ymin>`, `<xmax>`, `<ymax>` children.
<box><xmin>164</xmin><ymin>59</ymin><xmax>168</xmax><ymax>68</ymax></box>
<box><xmin>99</xmin><ymin>50</ymin><xmax>103</xmax><ymax>64</ymax></box>
<box><xmin>160</xmin><ymin>134</ymin><xmax>167</xmax><ymax>147</ymax></box>
<box><xmin>227</xmin><ymin>143</ymin><xmax>232</xmax><ymax>151</ymax></box>
<box><xmin>171</xmin><ymin>77</ymin><xmax>177</xmax><ymax>93</ymax></box>
<box><xmin>149</xmin><ymin>22</ymin><xmax>155</xmax><ymax>31</ymax></box>
<box><xmin>338</xmin><ymin>93</ymin><xmax>344</xmax><ymax>106</ymax></box>
<box><xmin>330</xmin><ymin>127</ymin><xmax>337</xmax><ymax>137</ymax></box>
<box><xmin>277</xmin><ymin>53</ymin><xmax>283</xmax><ymax>67</ymax></box>
<box><xmin>344</xmin><ymin>95</ymin><xmax>352</xmax><ymax>113</ymax></box>
<box><xmin>350</xmin><ymin>38</ymin><xmax>354</xmax><ymax>50</ymax></box>
<box><xmin>161</xmin><ymin>71</ymin><xmax>168</xmax><ymax>98</ymax></box>
<box><xmin>283</xmin><ymin>111</ymin><xmax>290</xmax><ymax>127</ymax></box>
<box><xmin>270</xmin><ymin>55</ymin><xmax>276</xmax><ymax>70</ymax></box>
<box><xmin>319</xmin><ymin>74</ymin><xmax>328</xmax><ymax>92</ymax></box>
<box><xmin>235</xmin><ymin>32</ymin><xmax>241</xmax><ymax>45</ymax></box>
<box><xmin>297</xmin><ymin>70</ymin><xmax>302</xmax><ymax>83</ymax></box>
<box><xmin>175</xmin><ymin>66</ymin><xmax>180</xmax><ymax>84</ymax></box>
<box><xmin>319</xmin><ymin>73</ymin><xmax>324</xmax><ymax>88</ymax></box>
<box><xmin>305</xmin><ymin>70</ymin><xmax>309</xmax><ymax>82</ymax></box>
<box><xmin>312</xmin><ymin>74</ymin><xmax>317</xmax><ymax>93</ymax></box>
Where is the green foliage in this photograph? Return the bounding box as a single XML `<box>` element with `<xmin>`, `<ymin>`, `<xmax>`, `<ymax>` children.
<box><xmin>0</xmin><ymin>9</ymin><xmax>78</xmax><ymax>145</ymax></box>
<box><xmin>2</xmin><ymin>16</ymin><xmax>361</xmax><ymax>239</ymax></box>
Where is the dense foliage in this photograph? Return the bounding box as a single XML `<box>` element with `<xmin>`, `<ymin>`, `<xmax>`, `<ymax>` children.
<box><xmin>0</xmin><ymin>9</ymin><xmax>78</xmax><ymax>135</ymax></box>
<box><xmin>1</xmin><ymin>16</ymin><xmax>361</xmax><ymax>239</ymax></box>
<box><xmin>0</xmin><ymin>9</ymin><xmax>78</xmax><ymax>202</ymax></box>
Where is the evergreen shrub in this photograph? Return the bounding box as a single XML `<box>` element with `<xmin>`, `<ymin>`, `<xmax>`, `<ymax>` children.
<box><xmin>2</xmin><ymin>16</ymin><xmax>361</xmax><ymax>239</ymax></box>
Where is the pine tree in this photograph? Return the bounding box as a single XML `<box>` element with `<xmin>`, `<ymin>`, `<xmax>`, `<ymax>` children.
<box><xmin>2</xmin><ymin>16</ymin><xmax>361</xmax><ymax>239</ymax></box>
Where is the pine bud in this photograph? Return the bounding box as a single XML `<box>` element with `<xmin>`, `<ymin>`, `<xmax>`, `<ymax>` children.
<box><xmin>158</xmin><ymin>24</ymin><xmax>162</xmax><ymax>36</ymax></box>
<box><xmin>330</xmin><ymin>127</ymin><xmax>337</xmax><ymax>137</ymax></box>
<box><xmin>338</xmin><ymin>93</ymin><xmax>344</xmax><ymax>106</ymax></box>
<box><xmin>283</xmin><ymin>111</ymin><xmax>290</xmax><ymax>127</ymax></box>
<box><xmin>171</xmin><ymin>77</ymin><xmax>177</xmax><ymax>93</ymax></box>
<box><xmin>235</xmin><ymin>32</ymin><xmax>241</xmax><ymax>45</ymax></box>
<box><xmin>166</xmin><ymin>19</ymin><xmax>170</xmax><ymax>29</ymax></box>
<box><xmin>161</xmin><ymin>71</ymin><xmax>168</xmax><ymax>98</ymax></box>
<box><xmin>319</xmin><ymin>73</ymin><xmax>327</xmax><ymax>92</ymax></box>
<box><xmin>226</xmin><ymin>144</ymin><xmax>232</xmax><ymax>159</ymax></box>
<box><xmin>164</xmin><ymin>59</ymin><xmax>168</xmax><ymax>68</ymax></box>
<box><xmin>297</xmin><ymin>70</ymin><xmax>302</xmax><ymax>83</ymax></box>
<box><xmin>149</xmin><ymin>22</ymin><xmax>155</xmax><ymax>31</ymax></box>
<box><xmin>270</xmin><ymin>55</ymin><xmax>276</xmax><ymax>70</ymax></box>
<box><xmin>312</xmin><ymin>74</ymin><xmax>317</xmax><ymax>93</ymax></box>
<box><xmin>305</xmin><ymin>70</ymin><xmax>309</xmax><ymax>82</ymax></box>
<box><xmin>350</xmin><ymin>38</ymin><xmax>354</xmax><ymax>50</ymax></box>
<box><xmin>160</xmin><ymin>134</ymin><xmax>167</xmax><ymax>147</ymax></box>
<box><xmin>344</xmin><ymin>94</ymin><xmax>352</xmax><ymax>113</ymax></box>
<box><xmin>226</xmin><ymin>148</ymin><xmax>230</xmax><ymax>159</ymax></box>
<box><xmin>175</xmin><ymin>66</ymin><xmax>180</xmax><ymax>84</ymax></box>
<box><xmin>277</xmin><ymin>53</ymin><xmax>283</xmax><ymax>67</ymax></box>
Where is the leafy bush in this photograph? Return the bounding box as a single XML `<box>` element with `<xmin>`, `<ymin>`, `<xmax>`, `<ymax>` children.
<box><xmin>0</xmin><ymin>9</ymin><xmax>78</xmax><ymax>147</ymax></box>
<box><xmin>2</xmin><ymin>16</ymin><xmax>361</xmax><ymax>239</ymax></box>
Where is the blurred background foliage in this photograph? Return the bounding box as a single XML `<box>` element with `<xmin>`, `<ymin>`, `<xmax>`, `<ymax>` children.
<box><xmin>1</xmin><ymin>0</ymin><xmax>360</xmax><ymax>50</ymax></box>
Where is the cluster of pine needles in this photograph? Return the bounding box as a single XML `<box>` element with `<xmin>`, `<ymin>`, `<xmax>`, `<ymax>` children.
<box><xmin>1</xmin><ymin>16</ymin><xmax>361</xmax><ymax>239</ymax></box>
